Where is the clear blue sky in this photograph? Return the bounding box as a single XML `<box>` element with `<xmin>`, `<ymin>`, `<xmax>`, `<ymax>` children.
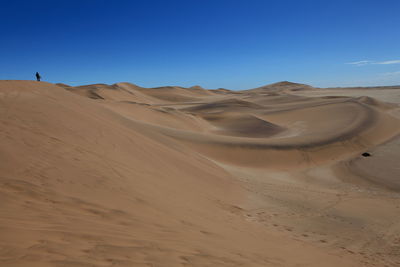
<box><xmin>1</xmin><ymin>0</ymin><xmax>400</xmax><ymax>89</ymax></box>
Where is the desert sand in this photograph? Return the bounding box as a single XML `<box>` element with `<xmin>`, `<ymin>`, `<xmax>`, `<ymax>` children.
<box><xmin>1</xmin><ymin>80</ymin><xmax>400</xmax><ymax>266</ymax></box>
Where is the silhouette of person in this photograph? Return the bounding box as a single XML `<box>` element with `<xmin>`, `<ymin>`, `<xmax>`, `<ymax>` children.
<box><xmin>36</xmin><ymin>72</ymin><xmax>41</xmax><ymax>81</ymax></box>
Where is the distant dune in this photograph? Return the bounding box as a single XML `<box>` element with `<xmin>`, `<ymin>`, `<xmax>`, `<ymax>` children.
<box><xmin>1</xmin><ymin>80</ymin><xmax>400</xmax><ymax>266</ymax></box>
<box><xmin>244</xmin><ymin>81</ymin><xmax>315</xmax><ymax>93</ymax></box>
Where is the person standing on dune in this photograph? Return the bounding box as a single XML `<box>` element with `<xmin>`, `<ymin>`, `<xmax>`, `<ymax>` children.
<box><xmin>35</xmin><ymin>72</ymin><xmax>41</xmax><ymax>81</ymax></box>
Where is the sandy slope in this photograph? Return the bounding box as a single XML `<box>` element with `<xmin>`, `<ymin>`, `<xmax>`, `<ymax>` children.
<box><xmin>1</xmin><ymin>80</ymin><xmax>400</xmax><ymax>266</ymax></box>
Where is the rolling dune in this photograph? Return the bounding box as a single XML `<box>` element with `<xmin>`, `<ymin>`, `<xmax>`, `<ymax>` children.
<box><xmin>1</xmin><ymin>80</ymin><xmax>400</xmax><ymax>266</ymax></box>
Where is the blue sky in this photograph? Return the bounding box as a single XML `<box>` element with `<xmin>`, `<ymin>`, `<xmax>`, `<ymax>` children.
<box><xmin>1</xmin><ymin>0</ymin><xmax>399</xmax><ymax>89</ymax></box>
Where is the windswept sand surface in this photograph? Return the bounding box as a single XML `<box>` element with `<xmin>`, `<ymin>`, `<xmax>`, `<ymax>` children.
<box><xmin>1</xmin><ymin>80</ymin><xmax>400</xmax><ymax>266</ymax></box>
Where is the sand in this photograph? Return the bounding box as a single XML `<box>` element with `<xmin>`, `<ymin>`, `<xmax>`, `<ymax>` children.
<box><xmin>1</xmin><ymin>80</ymin><xmax>400</xmax><ymax>266</ymax></box>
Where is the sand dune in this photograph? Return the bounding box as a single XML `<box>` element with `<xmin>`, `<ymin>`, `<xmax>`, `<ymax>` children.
<box><xmin>1</xmin><ymin>80</ymin><xmax>400</xmax><ymax>266</ymax></box>
<box><xmin>201</xmin><ymin>113</ymin><xmax>285</xmax><ymax>138</ymax></box>
<box><xmin>244</xmin><ymin>81</ymin><xmax>314</xmax><ymax>94</ymax></box>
